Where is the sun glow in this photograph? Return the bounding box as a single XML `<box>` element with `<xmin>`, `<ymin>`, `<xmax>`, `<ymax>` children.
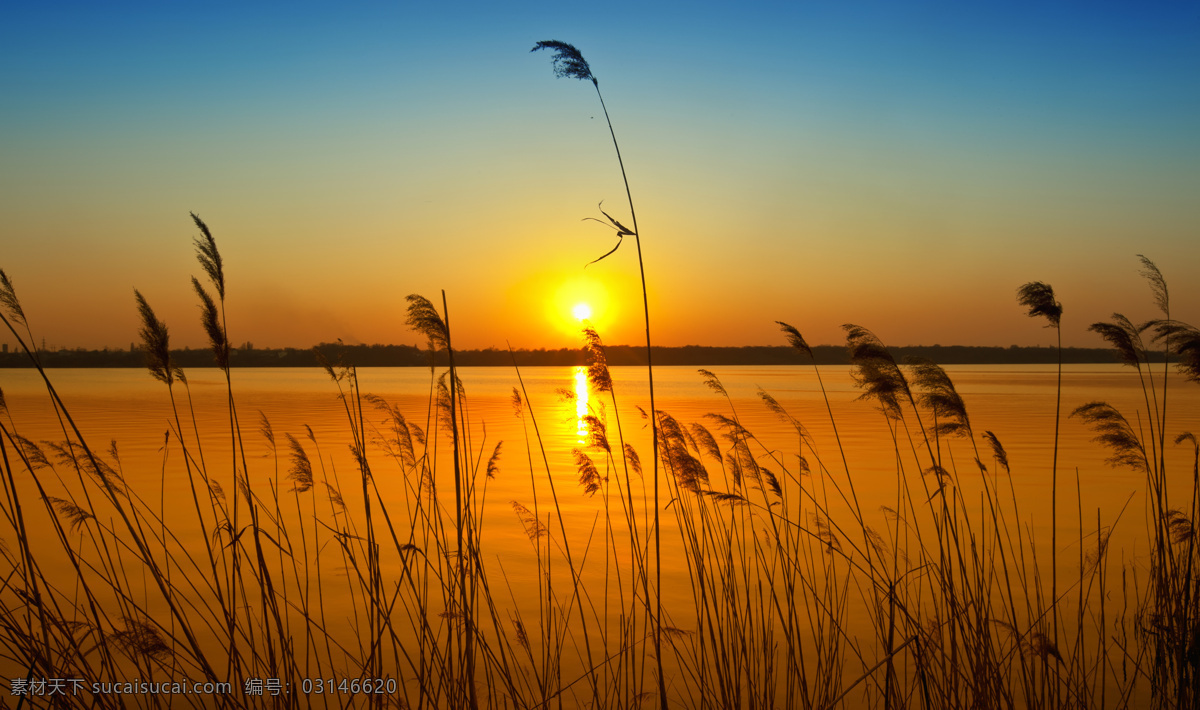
<box><xmin>544</xmin><ymin>274</ymin><xmax>614</xmax><ymax>340</ymax></box>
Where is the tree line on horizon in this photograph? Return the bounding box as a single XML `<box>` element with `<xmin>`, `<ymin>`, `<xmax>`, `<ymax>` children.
<box><xmin>0</xmin><ymin>341</ymin><xmax>1141</xmax><ymax>369</ymax></box>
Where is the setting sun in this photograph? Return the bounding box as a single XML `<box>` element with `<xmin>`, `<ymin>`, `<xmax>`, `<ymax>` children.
<box><xmin>572</xmin><ymin>303</ymin><xmax>592</xmax><ymax>321</ymax></box>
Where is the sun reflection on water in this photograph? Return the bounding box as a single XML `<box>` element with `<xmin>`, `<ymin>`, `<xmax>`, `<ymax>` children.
<box><xmin>574</xmin><ymin>366</ymin><xmax>589</xmax><ymax>444</ymax></box>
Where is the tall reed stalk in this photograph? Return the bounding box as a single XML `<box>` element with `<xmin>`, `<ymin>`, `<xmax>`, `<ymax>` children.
<box><xmin>532</xmin><ymin>39</ymin><xmax>666</xmax><ymax>710</ymax></box>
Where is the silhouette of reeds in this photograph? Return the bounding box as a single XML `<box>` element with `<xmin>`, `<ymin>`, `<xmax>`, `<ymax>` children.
<box><xmin>533</xmin><ymin>39</ymin><xmax>667</xmax><ymax>710</ymax></box>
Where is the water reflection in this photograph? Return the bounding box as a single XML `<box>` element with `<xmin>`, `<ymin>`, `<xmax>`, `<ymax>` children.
<box><xmin>574</xmin><ymin>366</ymin><xmax>589</xmax><ymax>444</ymax></box>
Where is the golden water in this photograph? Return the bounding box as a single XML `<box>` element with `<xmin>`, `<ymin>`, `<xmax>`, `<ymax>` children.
<box><xmin>2</xmin><ymin>363</ymin><xmax>1197</xmax><ymax>705</ymax></box>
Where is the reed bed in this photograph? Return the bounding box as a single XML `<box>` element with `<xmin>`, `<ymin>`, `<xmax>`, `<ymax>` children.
<box><xmin>0</xmin><ymin>220</ymin><xmax>1197</xmax><ymax>710</ymax></box>
<box><xmin>1</xmin><ymin>42</ymin><xmax>1198</xmax><ymax>709</ymax></box>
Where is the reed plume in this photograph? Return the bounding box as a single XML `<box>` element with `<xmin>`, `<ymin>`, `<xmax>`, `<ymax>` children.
<box><xmin>583</xmin><ymin>326</ymin><xmax>613</xmax><ymax>393</ymax></box>
<box><xmin>1071</xmin><ymin>401</ymin><xmax>1148</xmax><ymax>472</ymax></box>
<box><xmin>1089</xmin><ymin>314</ymin><xmax>1148</xmax><ymax>368</ymax></box>
<box><xmin>776</xmin><ymin>320</ymin><xmax>813</xmax><ymax>359</ymax></box>
<box><xmin>1139</xmin><ymin>254</ymin><xmax>1169</xmax><ymax>316</ymax></box>
<box><xmin>485</xmin><ymin>441</ymin><xmax>503</xmax><ymax>479</ymax></box>
<box><xmin>285</xmin><ymin>434</ymin><xmax>314</xmax><ymax>493</ymax></box>
<box><xmin>534</xmin><ymin>40</ymin><xmax>665</xmax><ymax>706</ymax></box>
<box><xmin>192</xmin><ymin>277</ymin><xmax>228</xmax><ymax>371</ymax></box>
<box><xmin>906</xmin><ymin>356</ymin><xmax>972</xmax><ymax>439</ymax></box>
<box><xmin>405</xmin><ymin>294</ymin><xmax>449</xmax><ymax>349</ymax></box>
<box><xmin>574</xmin><ymin>449</ymin><xmax>604</xmax><ymax>496</ymax></box>
<box><xmin>531</xmin><ymin>40</ymin><xmax>595</xmax><ymax>84</ymax></box>
<box><xmin>844</xmin><ymin>324</ymin><xmax>908</xmax><ymax>419</ymax></box>
<box><xmin>192</xmin><ymin>211</ymin><xmax>225</xmax><ymax>300</ymax></box>
<box><xmin>1018</xmin><ymin>279</ymin><xmax>1064</xmax><ymax>661</ymax></box>
<box><xmin>1152</xmin><ymin>321</ymin><xmax>1200</xmax><ymax>384</ymax></box>
<box><xmin>982</xmin><ymin>431</ymin><xmax>1010</xmax><ymax>474</ymax></box>
<box><xmin>43</xmin><ymin>496</ymin><xmax>94</xmax><ymax>531</ymax></box>
<box><xmin>0</xmin><ymin>269</ymin><xmax>26</xmax><ymax>327</ymax></box>
<box><xmin>1017</xmin><ymin>281</ymin><xmax>1062</xmax><ymax>327</ymax></box>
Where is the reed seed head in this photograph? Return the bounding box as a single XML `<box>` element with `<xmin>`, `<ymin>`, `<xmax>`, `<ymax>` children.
<box><xmin>532</xmin><ymin>40</ymin><xmax>596</xmax><ymax>85</ymax></box>
<box><xmin>698</xmin><ymin>369</ymin><xmax>727</xmax><ymax>397</ymax></box>
<box><xmin>573</xmin><ymin>449</ymin><xmax>604</xmax><ymax>496</ymax></box>
<box><xmin>191</xmin><ymin>212</ymin><xmax>225</xmax><ymax>300</ymax></box>
<box><xmin>1088</xmin><ymin>314</ymin><xmax>1145</xmax><ymax>368</ymax></box>
<box><xmin>624</xmin><ymin>443</ymin><xmax>642</xmax><ymax>477</ymax></box>
<box><xmin>776</xmin><ymin>321</ymin><xmax>813</xmax><ymax>359</ymax></box>
<box><xmin>1071</xmin><ymin>401</ymin><xmax>1147</xmax><ymax>472</ymax></box>
<box><xmin>906</xmin><ymin>357</ymin><xmax>971</xmax><ymax>438</ymax></box>
<box><xmin>486</xmin><ymin>441</ymin><xmax>503</xmax><ymax>479</ymax></box>
<box><xmin>512</xmin><ymin>500</ymin><xmax>548</xmax><ymax>541</ymax></box>
<box><xmin>285</xmin><ymin>433</ymin><xmax>314</xmax><ymax>492</ymax></box>
<box><xmin>405</xmin><ymin>294</ymin><xmax>449</xmax><ymax>350</ymax></box>
<box><xmin>1017</xmin><ymin>281</ymin><xmax>1062</xmax><ymax>328</ymax></box>
<box><xmin>192</xmin><ymin>277</ymin><xmax>228</xmax><ymax>371</ymax></box>
<box><xmin>0</xmin><ymin>269</ymin><xmax>26</xmax><ymax>327</ymax></box>
<box><xmin>981</xmin><ymin>431</ymin><xmax>1009</xmax><ymax>474</ymax></box>
<box><xmin>1138</xmin><ymin>254</ymin><xmax>1168</xmax><ymax>316</ymax></box>
<box><xmin>44</xmin><ymin>496</ymin><xmax>93</xmax><ymax>531</ymax></box>
<box><xmin>843</xmin><ymin>324</ymin><xmax>908</xmax><ymax>419</ymax></box>
<box><xmin>1151</xmin><ymin>320</ymin><xmax>1200</xmax><ymax>384</ymax></box>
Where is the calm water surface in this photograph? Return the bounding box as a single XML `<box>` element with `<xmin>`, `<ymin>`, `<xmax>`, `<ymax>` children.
<box><xmin>3</xmin><ymin>363</ymin><xmax>1197</xmax><ymax>698</ymax></box>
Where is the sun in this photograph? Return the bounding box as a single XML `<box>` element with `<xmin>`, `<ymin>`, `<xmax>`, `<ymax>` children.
<box><xmin>572</xmin><ymin>302</ymin><xmax>593</xmax><ymax>321</ymax></box>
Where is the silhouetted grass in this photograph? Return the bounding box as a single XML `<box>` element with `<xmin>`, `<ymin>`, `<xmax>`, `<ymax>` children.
<box><xmin>1</xmin><ymin>224</ymin><xmax>1195</xmax><ymax>709</ymax></box>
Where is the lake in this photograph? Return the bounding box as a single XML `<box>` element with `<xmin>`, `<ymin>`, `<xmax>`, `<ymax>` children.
<box><xmin>1</xmin><ymin>363</ymin><xmax>1195</xmax><ymax>707</ymax></box>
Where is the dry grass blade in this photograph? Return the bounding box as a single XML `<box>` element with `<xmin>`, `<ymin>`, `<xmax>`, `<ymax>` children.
<box><xmin>583</xmin><ymin>203</ymin><xmax>635</xmax><ymax>266</ymax></box>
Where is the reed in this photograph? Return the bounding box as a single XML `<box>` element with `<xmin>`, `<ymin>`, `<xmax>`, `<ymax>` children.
<box><xmin>0</xmin><ymin>128</ymin><xmax>1195</xmax><ymax>710</ymax></box>
<box><xmin>532</xmin><ymin>40</ymin><xmax>668</xmax><ymax>710</ymax></box>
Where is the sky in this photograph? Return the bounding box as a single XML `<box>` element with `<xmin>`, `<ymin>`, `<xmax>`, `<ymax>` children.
<box><xmin>1</xmin><ymin>1</ymin><xmax>1198</xmax><ymax>352</ymax></box>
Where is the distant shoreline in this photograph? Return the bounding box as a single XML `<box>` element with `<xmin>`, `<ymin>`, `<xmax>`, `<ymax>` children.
<box><xmin>0</xmin><ymin>343</ymin><xmax>1139</xmax><ymax>368</ymax></box>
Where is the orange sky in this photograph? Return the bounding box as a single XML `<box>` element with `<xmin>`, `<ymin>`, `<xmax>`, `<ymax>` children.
<box><xmin>2</xmin><ymin>3</ymin><xmax>1197</xmax><ymax>354</ymax></box>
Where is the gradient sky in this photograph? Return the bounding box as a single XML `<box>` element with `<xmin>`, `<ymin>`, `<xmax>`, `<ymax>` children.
<box><xmin>2</xmin><ymin>1</ymin><xmax>1198</xmax><ymax>352</ymax></box>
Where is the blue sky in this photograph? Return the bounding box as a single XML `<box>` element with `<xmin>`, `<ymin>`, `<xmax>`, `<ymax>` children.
<box><xmin>2</xmin><ymin>1</ymin><xmax>1197</xmax><ymax>350</ymax></box>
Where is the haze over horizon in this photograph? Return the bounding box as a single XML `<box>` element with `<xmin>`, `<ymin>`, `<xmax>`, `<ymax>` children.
<box><xmin>2</xmin><ymin>2</ymin><xmax>1197</xmax><ymax>354</ymax></box>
